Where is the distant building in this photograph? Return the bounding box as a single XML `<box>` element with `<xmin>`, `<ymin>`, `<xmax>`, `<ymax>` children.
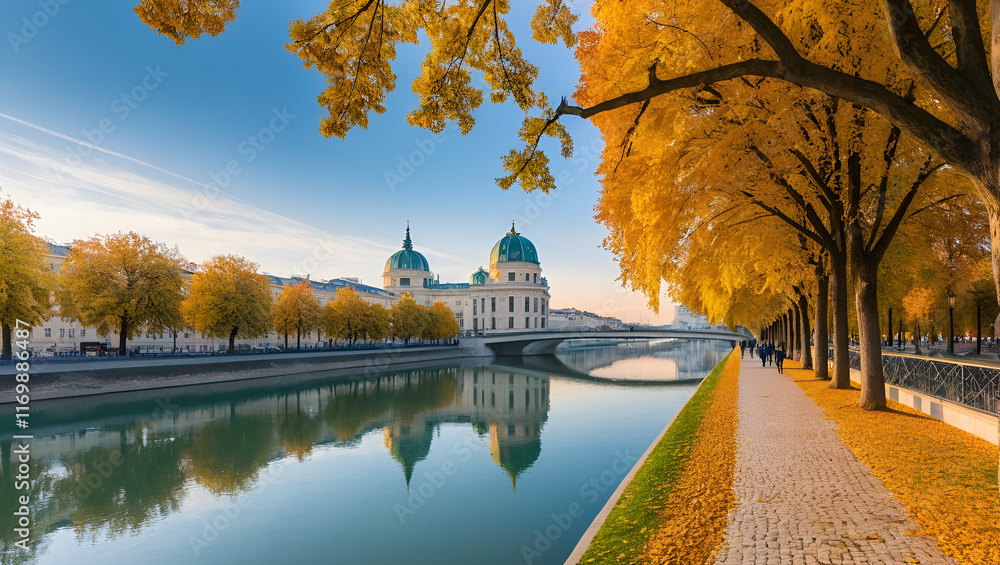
<box><xmin>548</xmin><ymin>308</ymin><xmax>623</xmax><ymax>330</ymax></box>
<box><xmin>381</xmin><ymin>223</ymin><xmax>551</xmax><ymax>334</ymax></box>
<box><xmin>673</xmin><ymin>304</ymin><xmax>716</xmax><ymax>329</ymax></box>
<box><xmin>30</xmin><ymin>223</ymin><xmax>554</xmax><ymax>355</ymax></box>
<box><xmin>33</xmin><ymin>244</ymin><xmax>395</xmax><ymax>355</ymax></box>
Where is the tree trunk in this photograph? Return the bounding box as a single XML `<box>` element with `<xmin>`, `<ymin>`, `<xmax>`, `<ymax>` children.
<box><xmin>284</xmin><ymin>332</ymin><xmax>289</xmax><ymax>349</ymax></box>
<box><xmin>228</xmin><ymin>326</ymin><xmax>238</xmax><ymax>355</ymax></box>
<box><xmin>814</xmin><ymin>269</ymin><xmax>829</xmax><ymax>380</ymax></box>
<box><xmin>118</xmin><ymin>317</ymin><xmax>129</xmax><ymax>356</ymax></box>
<box><xmin>854</xmin><ymin>256</ymin><xmax>886</xmax><ymax>410</ymax></box>
<box><xmin>914</xmin><ymin>321</ymin><xmax>921</xmax><ymax>354</ymax></box>
<box><xmin>296</xmin><ymin>325</ymin><xmax>301</xmax><ymax>350</ymax></box>
<box><xmin>898</xmin><ymin>318</ymin><xmax>903</xmax><ymax>351</ymax></box>
<box><xmin>1</xmin><ymin>323</ymin><xmax>11</xmax><ymax>361</ymax></box>
<box><xmin>887</xmin><ymin>307</ymin><xmax>892</xmax><ymax>348</ymax></box>
<box><xmin>792</xmin><ymin>306</ymin><xmax>801</xmax><ymax>361</ymax></box>
<box><xmin>977</xmin><ymin>302</ymin><xmax>982</xmax><ymax>355</ymax></box>
<box><xmin>798</xmin><ymin>292</ymin><xmax>813</xmax><ymax>370</ymax></box>
<box><xmin>829</xmin><ymin>251</ymin><xmax>850</xmax><ymax>388</ymax></box>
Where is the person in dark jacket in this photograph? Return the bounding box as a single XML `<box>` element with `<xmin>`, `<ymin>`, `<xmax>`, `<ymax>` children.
<box><xmin>766</xmin><ymin>342</ymin><xmax>775</xmax><ymax>366</ymax></box>
<box><xmin>774</xmin><ymin>344</ymin><xmax>787</xmax><ymax>374</ymax></box>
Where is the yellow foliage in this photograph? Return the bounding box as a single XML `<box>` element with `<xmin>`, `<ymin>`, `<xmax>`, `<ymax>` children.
<box><xmin>272</xmin><ymin>279</ymin><xmax>320</xmax><ymax>348</ymax></box>
<box><xmin>389</xmin><ymin>292</ymin><xmax>428</xmax><ymax>344</ymax></box>
<box><xmin>790</xmin><ymin>364</ymin><xmax>1000</xmax><ymax>565</ymax></box>
<box><xmin>0</xmin><ymin>192</ymin><xmax>55</xmax><ymax>351</ymax></box>
<box><xmin>134</xmin><ymin>0</ymin><xmax>239</xmax><ymax>45</ymax></box>
<box><xmin>181</xmin><ymin>254</ymin><xmax>272</xmax><ymax>352</ymax></box>
<box><xmin>641</xmin><ymin>350</ymin><xmax>739</xmax><ymax>564</ymax></box>
<box><xmin>57</xmin><ymin>231</ymin><xmax>183</xmax><ymax>353</ymax></box>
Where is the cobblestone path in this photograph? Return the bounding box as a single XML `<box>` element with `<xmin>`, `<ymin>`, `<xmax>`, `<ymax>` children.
<box><xmin>714</xmin><ymin>358</ymin><xmax>955</xmax><ymax>565</ymax></box>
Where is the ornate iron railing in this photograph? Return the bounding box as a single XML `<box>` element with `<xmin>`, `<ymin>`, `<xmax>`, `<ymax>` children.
<box><xmin>845</xmin><ymin>350</ymin><xmax>999</xmax><ymax>415</ymax></box>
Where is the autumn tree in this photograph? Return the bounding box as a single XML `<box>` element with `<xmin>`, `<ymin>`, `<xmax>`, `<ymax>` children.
<box><xmin>181</xmin><ymin>254</ymin><xmax>273</xmax><ymax>354</ymax></box>
<box><xmin>0</xmin><ymin>193</ymin><xmax>55</xmax><ymax>360</ymax></box>
<box><xmin>321</xmin><ymin>286</ymin><xmax>371</xmax><ymax>345</ymax></box>
<box><xmin>389</xmin><ymin>293</ymin><xmax>428</xmax><ymax>345</ymax></box>
<box><xmin>57</xmin><ymin>232</ymin><xmax>183</xmax><ymax>356</ymax></box>
<box><xmin>423</xmin><ymin>301</ymin><xmax>460</xmax><ymax>343</ymax></box>
<box><xmin>273</xmin><ymin>279</ymin><xmax>320</xmax><ymax>350</ymax></box>
<box><xmin>367</xmin><ymin>303</ymin><xmax>391</xmax><ymax>343</ymax></box>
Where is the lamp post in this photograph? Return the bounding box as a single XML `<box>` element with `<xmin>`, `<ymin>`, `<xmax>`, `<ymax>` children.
<box><xmin>947</xmin><ymin>289</ymin><xmax>956</xmax><ymax>355</ymax></box>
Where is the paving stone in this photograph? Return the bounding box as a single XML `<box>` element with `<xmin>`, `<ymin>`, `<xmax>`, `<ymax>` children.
<box><xmin>714</xmin><ymin>358</ymin><xmax>956</xmax><ymax>565</ymax></box>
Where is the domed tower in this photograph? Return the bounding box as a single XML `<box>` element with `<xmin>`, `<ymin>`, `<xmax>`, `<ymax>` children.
<box><xmin>489</xmin><ymin>223</ymin><xmax>542</xmax><ymax>284</ymax></box>
<box><xmin>383</xmin><ymin>225</ymin><xmax>432</xmax><ymax>290</ymax></box>
<box><xmin>470</xmin><ymin>267</ymin><xmax>488</xmax><ymax>286</ymax></box>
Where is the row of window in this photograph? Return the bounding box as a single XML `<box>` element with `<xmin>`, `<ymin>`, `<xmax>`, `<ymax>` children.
<box><xmin>471</xmin><ymin>317</ymin><xmax>547</xmax><ymax>331</ymax></box>
<box><xmin>472</xmin><ymin>296</ymin><xmax>546</xmax><ymax>315</ymax></box>
<box><xmin>41</xmin><ymin>328</ymin><xmax>86</xmax><ymax>338</ymax></box>
<box><xmin>507</xmin><ymin>272</ymin><xmax>540</xmax><ymax>284</ymax></box>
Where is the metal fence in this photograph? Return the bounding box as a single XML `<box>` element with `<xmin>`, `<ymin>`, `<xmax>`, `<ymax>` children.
<box><xmin>846</xmin><ymin>350</ymin><xmax>999</xmax><ymax>415</ymax></box>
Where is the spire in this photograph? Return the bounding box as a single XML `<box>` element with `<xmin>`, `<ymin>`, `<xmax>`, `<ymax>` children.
<box><xmin>508</xmin><ymin>221</ymin><xmax>519</xmax><ymax>236</ymax></box>
<box><xmin>403</xmin><ymin>223</ymin><xmax>413</xmax><ymax>250</ymax></box>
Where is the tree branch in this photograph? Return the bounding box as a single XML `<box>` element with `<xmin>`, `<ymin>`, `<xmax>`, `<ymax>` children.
<box><xmin>555</xmin><ymin>56</ymin><xmax>977</xmax><ymax>174</ymax></box>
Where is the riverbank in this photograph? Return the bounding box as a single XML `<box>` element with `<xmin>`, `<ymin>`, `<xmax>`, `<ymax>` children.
<box><xmin>567</xmin><ymin>348</ymin><xmax>739</xmax><ymax>564</ymax></box>
<box><xmin>4</xmin><ymin>346</ymin><xmax>470</xmax><ymax>403</ymax></box>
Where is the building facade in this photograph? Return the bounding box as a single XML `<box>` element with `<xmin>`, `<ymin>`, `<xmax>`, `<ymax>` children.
<box><xmin>29</xmin><ymin>223</ymin><xmax>551</xmax><ymax>355</ymax></box>
<box><xmin>382</xmin><ymin>224</ymin><xmax>551</xmax><ymax>335</ymax></box>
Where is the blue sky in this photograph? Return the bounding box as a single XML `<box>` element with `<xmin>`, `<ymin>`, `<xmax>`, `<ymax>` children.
<box><xmin>0</xmin><ymin>0</ymin><xmax>675</xmax><ymax>324</ymax></box>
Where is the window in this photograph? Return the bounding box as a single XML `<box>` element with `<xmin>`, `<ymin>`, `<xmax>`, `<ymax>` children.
<box><xmin>473</xmin><ymin>318</ymin><xmax>478</xmax><ymax>331</ymax></box>
<box><xmin>491</xmin><ymin>297</ymin><xmax>496</xmax><ymax>312</ymax></box>
<box><xmin>508</xmin><ymin>317</ymin><xmax>514</xmax><ymax>329</ymax></box>
<box><xmin>525</xmin><ymin>317</ymin><xmax>529</xmax><ymax>329</ymax></box>
<box><xmin>524</xmin><ymin>297</ymin><xmax>530</xmax><ymax>312</ymax></box>
<box><xmin>508</xmin><ymin>296</ymin><xmax>514</xmax><ymax>312</ymax></box>
<box><xmin>455</xmin><ymin>300</ymin><xmax>461</xmax><ymax>306</ymax></box>
<box><xmin>44</xmin><ymin>328</ymin><xmax>51</xmax><ymax>337</ymax></box>
<box><xmin>533</xmin><ymin>273</ymin><xmax>538</xmax><ymax>283</ymax></box>
<box><xmin>508</xmin><ymin>424</ymin><xmax>516</xmax><ymax>436</ymax></box>
<box><xmin>541</xmin><ymin>318</ymin><xmax>546</xmax><ymax>328</ymax></box>
<box><xmin>541</xmin><ymin>300</ymin><xmax>546</xmax><ymax>316</ymax></box>
<box><xmin>526</xmin><ymin>273</ymin><xmax>530</xmax><ymax>281</ymax></box>
<box><xmin>508</xmin><ymin>272</ymin><xmax>515</xmax><ymax>281</ymax></box>
<box><xmin>481</xmin><ymin>298</ymin><xmax>485</xmax><ymax>312</ymax></box>
<box><xmin>534</xmin><ymin>298</ymin><xmax>539</xmax><ymax>313</ymax></box>
<box><xmin>455</xmin><ymin>312</ymin><xmax>464</xmax><ymax>328</ymax></box>
<box><xmin>534</xmin><ymin>317</ymin><xmax>538</xmax><ymax>328</ymax></box>
<box><xmin>473</xmin><ymin>301</ymin><xmax>478</xmax><ymax>315</ymax></box>
<box><xmin>491</xmin><ymin>318</ymin><xmax>496</xmax><ymax>330</ymax></box>
<box><xmin>399</xmin><ymin>277</ymin><xmax>410</xmax><ymax>286</ymax></box>
<box><xmin>69</xmin><ymin>328</ymin><xmax>75</xmax><ymax>338</ymax></box>
<box><xmin>60</xmin><ymin>328</ymin><xmax>65</xmax><ymax>338</ymax></box>
<box><xmin>80</xmin><ymin>329</ymin><xmax>86</xmax><ymax>337</ymax></box>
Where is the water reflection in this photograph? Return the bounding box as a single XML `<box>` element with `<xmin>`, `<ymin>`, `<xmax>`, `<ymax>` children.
<box><xmin>0</xmin><ymin>364</ymin><xmax>556</xmax><ymax>563</ymax></box>
<box><xmin>0</xmin><ymin>340</ymin><xmax>728</xmax><ymax>565</ymax></box>
<box><xmin>557</xmin><ymin>338</ymin><xmax>733</xmax><ymax>382</ymax></box>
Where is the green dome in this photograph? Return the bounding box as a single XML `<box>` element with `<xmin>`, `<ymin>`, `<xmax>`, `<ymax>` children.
<box><xmin>490</xmin><ymin>223</ymin><xmax>539</xmax><ymax>265</ymax></box>
<box><xmin>385</xmin><ymin>226</ymin><xmax>430</xmax><ymax>272</ymax></box>
<box><xmin>470</xmin><ymin>267</ymin><xmax>488</xmax><ymax>286</ymax></box>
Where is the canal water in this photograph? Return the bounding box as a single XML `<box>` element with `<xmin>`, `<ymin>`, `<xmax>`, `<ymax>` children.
<box><xmin>1</xmin><ymin>339</ymin><xmax>733</xmax><ymax>565</ymax></box>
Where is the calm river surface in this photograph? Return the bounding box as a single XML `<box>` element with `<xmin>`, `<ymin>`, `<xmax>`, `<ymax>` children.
<box><xmin>1</xmin><ymin>339</ymin><xmax>732</xmax><ymax>565</ymax></box>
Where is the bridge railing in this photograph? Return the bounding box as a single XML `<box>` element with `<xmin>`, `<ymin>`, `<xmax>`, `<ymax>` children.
<box><xmin>844</xmin><ymin>350</ymin><xmax>999</xmax><ymax>415</ymax></box>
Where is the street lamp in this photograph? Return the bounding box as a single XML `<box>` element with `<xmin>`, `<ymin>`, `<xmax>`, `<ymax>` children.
<box><xmin>947</xmin><ymin>289</ymin><xmax>956</xmax><ymax>355</ymax></box>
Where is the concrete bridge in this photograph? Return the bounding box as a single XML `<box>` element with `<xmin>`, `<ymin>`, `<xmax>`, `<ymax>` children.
<box><xmin>457</xmin><ymin>328</ymin><xmax>745</xmax><ymax>357</ymax></box>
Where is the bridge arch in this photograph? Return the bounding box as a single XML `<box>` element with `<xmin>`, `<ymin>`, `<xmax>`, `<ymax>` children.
<box><xmin>457</xmin><ymin>329</ymin><xmax>745</xmax><ymax>357</ymax></box>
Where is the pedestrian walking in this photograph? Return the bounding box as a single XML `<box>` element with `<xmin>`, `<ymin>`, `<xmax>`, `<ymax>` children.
<box><xmin>775</xmin><ymin>344</ymin><xmax>787</xmax><ymax>374</ymax></box>
<box><xmin>760</xmin><ymin>345</ymin><xmax>767</xmax><ymax>367</ymax></box>
<box><xmin>766</xmin><ymin>342</ymin><xmax>775</xmax><ymax>366</ymax></box>
<box><xmin>740</xmin><ymin>340</ymin><xmax>746</xmax><ymax>358</ymax></box>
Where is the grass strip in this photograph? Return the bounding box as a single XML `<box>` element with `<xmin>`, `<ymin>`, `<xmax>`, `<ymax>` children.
<box><xmin>576</xmin><ymin>350</ymin><xmax>739</xmax><ymax>565</ymax></box>
<box><xmin>789</xmin><ymin>364</ymin><xmax>1000</xmax><ymax>565</ymax></box>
